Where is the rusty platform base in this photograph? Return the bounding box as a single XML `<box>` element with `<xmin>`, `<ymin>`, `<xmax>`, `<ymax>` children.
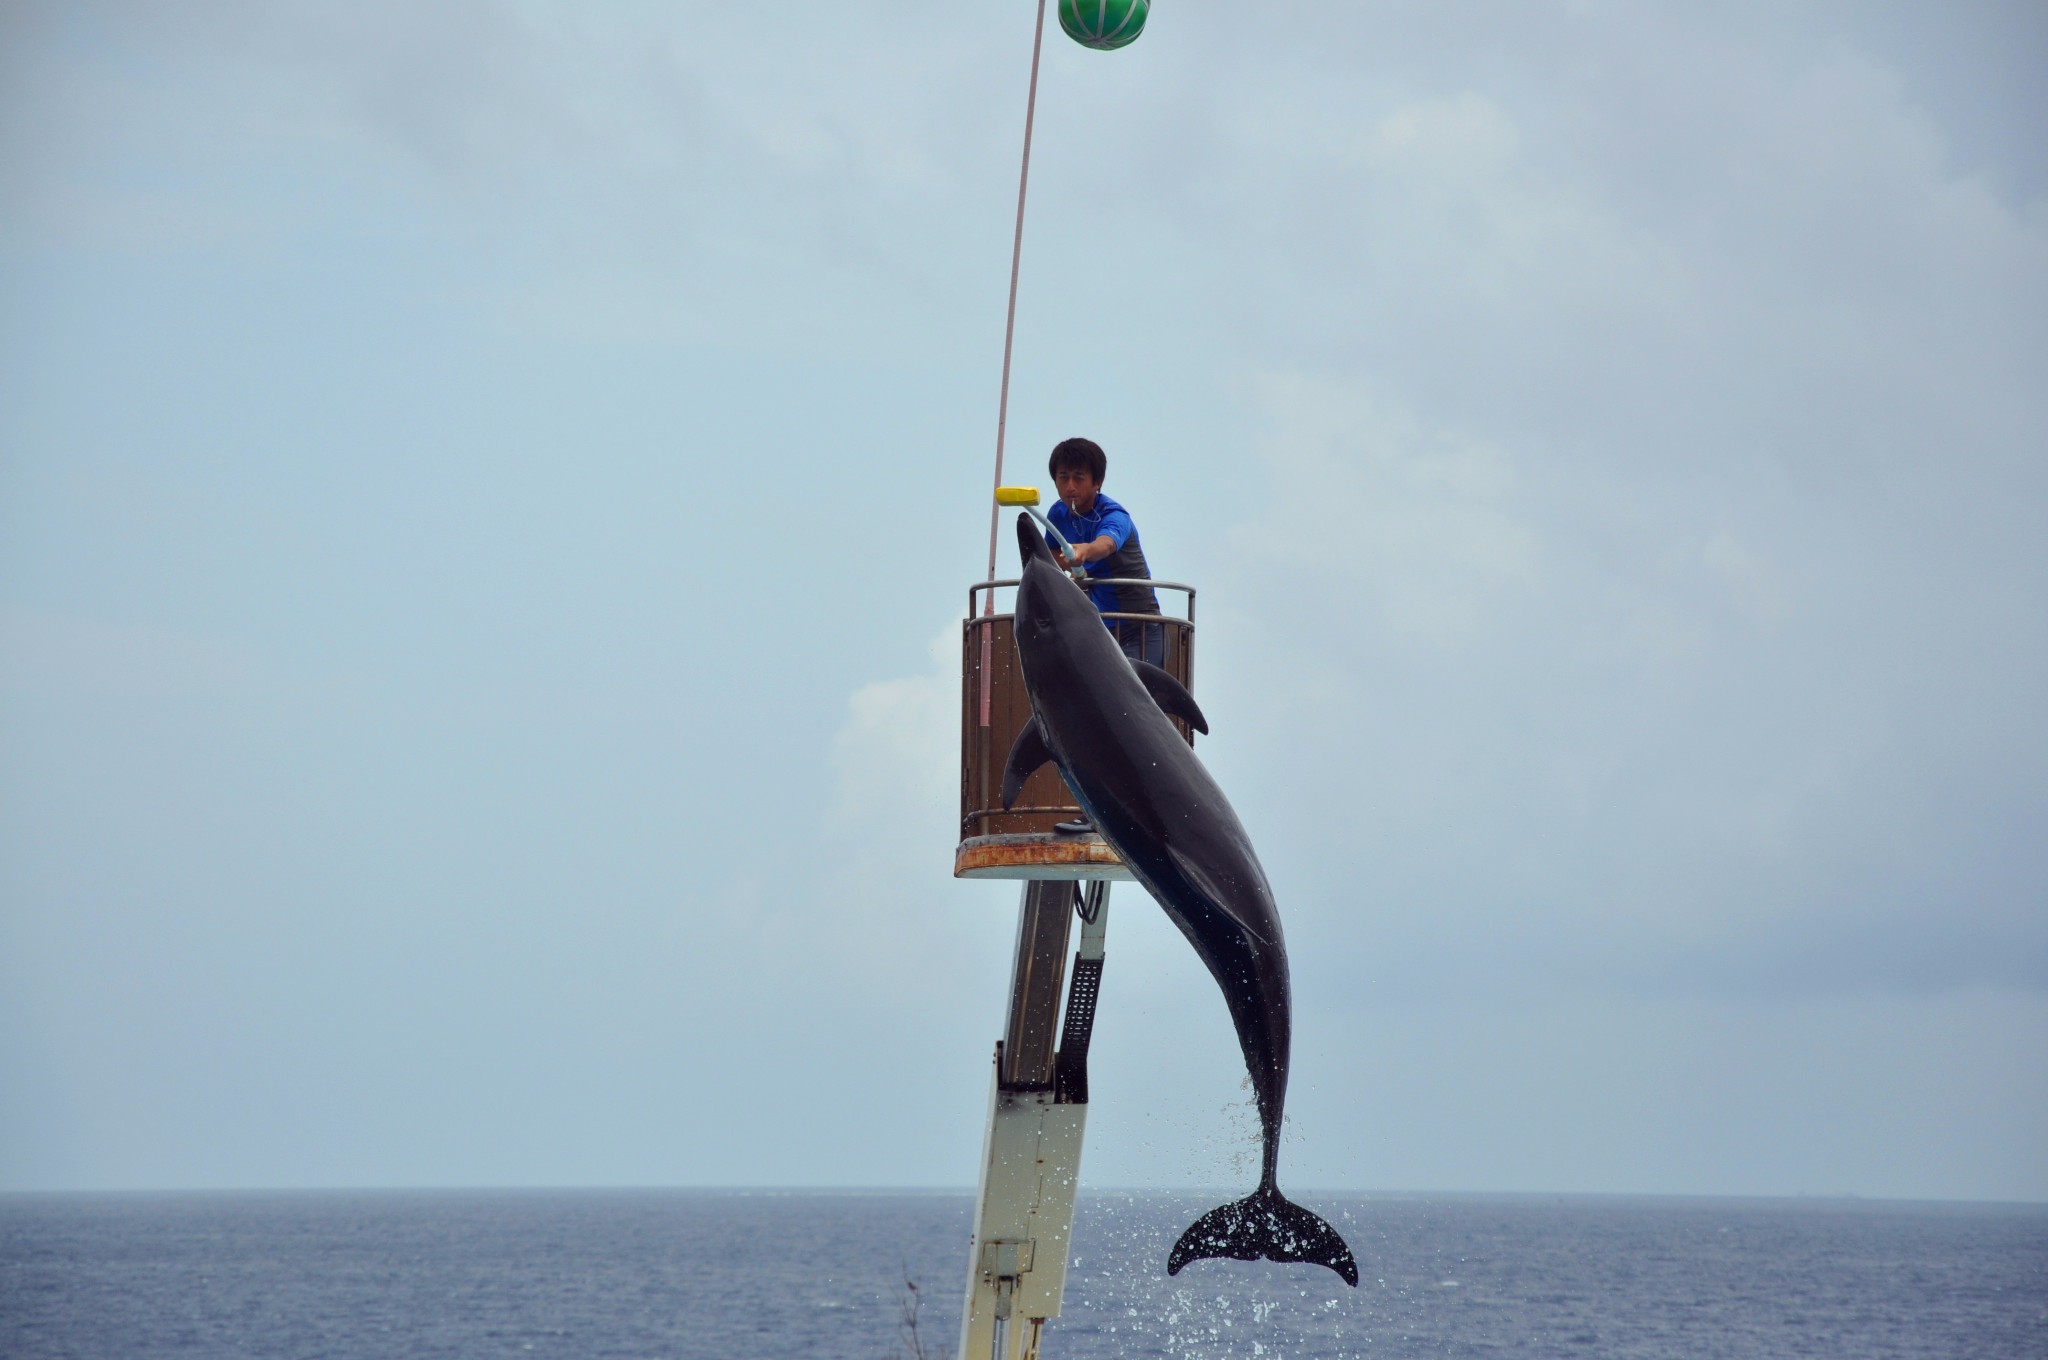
<box><xmin>954</xmin><ymin>833</ymin><xmax>1134</xmax><ymax>881</ymax></box>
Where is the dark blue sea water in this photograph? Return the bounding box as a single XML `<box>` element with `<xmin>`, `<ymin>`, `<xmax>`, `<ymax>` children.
<box><xmin>3</xmin><ymin>1190</ymin><xmax>2042</xmax><ymax>1359</ymax></box>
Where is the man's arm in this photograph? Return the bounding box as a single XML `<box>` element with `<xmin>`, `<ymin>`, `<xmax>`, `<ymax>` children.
<box><xmin>1042</xmin><ymin>515</ymin><xmax>1108</xmax><ymax>567</ymax></box>
<box><xmin>1071</xmin><ymin>507</ymin><xmax>1134</xmax><ymax>568</ymax></box>
<box><xmin>1067</xmin><ymin>534</ymin><xmax>1118</xmax><ymax>566</ymax></box>
<box><xmin>1048</xmin><ymin>503</ymin><xmax>1127</xmax><ymax>569</ymax></box>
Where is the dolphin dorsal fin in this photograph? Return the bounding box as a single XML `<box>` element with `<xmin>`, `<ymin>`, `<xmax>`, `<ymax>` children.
<box><xmin>1000</xmin><ymin>717</ymin><xmax>1054</xmax><ymax>811</ymax></box>
<box><xmin>1131</xmin><ymin>660</ymin><xmax>1209</xmax><ymax>735</ymax></box>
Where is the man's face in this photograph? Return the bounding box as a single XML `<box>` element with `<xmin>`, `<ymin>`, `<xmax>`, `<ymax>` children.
<box><xmin>1054</xmin><ymin>465</ymin><xmax>1102</xmax><ymax>514</ymax></box>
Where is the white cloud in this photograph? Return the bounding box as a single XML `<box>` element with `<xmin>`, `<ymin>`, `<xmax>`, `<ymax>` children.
<box><xmin>828</xmin><ymin>625</ymin><xmax>959</xmax><ymax>841</ymax></box>
<box><xmin>795</xmin><ymin>624</ymin><xmax>999</xmax><ymax>998</ymax></box>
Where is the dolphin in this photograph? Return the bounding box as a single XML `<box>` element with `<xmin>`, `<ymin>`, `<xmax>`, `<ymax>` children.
<box><xmin>1000</xmin><ymin>514</ymin><xmax>1358</xmax><ymax>1286</ymax></box>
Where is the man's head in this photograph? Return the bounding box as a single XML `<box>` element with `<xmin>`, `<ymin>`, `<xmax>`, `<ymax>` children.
<box><xmin>1049</xmin><ymin>437</ymin><xmax>1107</xmax><ymax>513</ymax></box>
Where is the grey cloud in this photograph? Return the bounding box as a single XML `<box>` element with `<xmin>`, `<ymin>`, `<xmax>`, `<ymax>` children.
<box><xmin>4</xmin><ymin>1</ymin><xmax>2043</xmax><ymax>1195</ymax></box>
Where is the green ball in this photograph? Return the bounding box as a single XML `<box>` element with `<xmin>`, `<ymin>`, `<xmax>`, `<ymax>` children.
<box><xmin>1059</xmin><ymin>0</ymin><xmax>1148</xmax><ymax>51</ymax></box>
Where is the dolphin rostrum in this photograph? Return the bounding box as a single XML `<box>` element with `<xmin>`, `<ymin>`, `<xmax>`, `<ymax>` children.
<box><xmin>1001</xmin><ymin>514</ymin><xmax>1358</xmax><ymax>1286</ymax></box>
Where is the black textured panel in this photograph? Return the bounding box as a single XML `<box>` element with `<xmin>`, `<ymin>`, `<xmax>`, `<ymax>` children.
<box><xmin>1053</xmin><ymin>956</ymin><xmax>1104</xmax><ymax>1105</ymax></box>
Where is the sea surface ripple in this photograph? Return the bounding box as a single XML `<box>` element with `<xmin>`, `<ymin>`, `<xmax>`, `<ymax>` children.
<box><xmin>3</xmin><ymin>1190</ymin><xmax>2042</xmax><ymax>1358</ymax></box>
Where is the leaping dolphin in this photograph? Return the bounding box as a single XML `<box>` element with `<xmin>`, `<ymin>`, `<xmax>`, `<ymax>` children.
<box><xmin>1001</xmin><ymin>514</ymin><xmax>1358</xmax><ymax>1286</ymax></box>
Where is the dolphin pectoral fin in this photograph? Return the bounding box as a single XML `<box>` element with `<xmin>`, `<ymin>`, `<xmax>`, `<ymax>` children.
<box><xmin>1000</xmin><ymin>717</ymin><xmax>1054</xmax><ymax>810</ymax></box>
<box><xmin>1167</xmin><ymin>1187</ymin><xmax>1359</xmax><ymax>1286</ymax></box>
<box><xmin>1131</xmin><ymin>660</ymin><xmax>1209</xmax><ymax>734</ymax></box>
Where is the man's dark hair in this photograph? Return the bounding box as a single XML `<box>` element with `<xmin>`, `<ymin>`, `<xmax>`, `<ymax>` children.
<box><xmin>1048</xmin><ymin>437</ymin><xmax>1107</xmax><ymax>484</ymax></box>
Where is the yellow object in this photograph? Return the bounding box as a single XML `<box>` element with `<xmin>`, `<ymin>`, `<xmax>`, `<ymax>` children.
<box><xmin>995</xmin><ymin>485</ymin><xmax>1042</xmax><ymax>506</ymax></box>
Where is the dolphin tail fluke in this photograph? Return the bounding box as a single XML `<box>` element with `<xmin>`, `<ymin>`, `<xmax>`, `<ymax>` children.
<box><xmin>1166</xmin><ymin>1187</ymin><xmax>1359</xmax><ymax>1286</ymax></box>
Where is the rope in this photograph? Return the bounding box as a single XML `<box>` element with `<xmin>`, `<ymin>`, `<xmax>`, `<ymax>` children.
<box><xmin>983</xmin><ymin>0</ymin><xmax>1050</xmax><ymax>595</ymax></box>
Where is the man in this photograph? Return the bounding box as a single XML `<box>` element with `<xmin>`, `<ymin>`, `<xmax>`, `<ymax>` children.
<box><xmin>1043</xmin><ymin>436</ymin><xmax>1165</xmax><ymax>666</ymax></box>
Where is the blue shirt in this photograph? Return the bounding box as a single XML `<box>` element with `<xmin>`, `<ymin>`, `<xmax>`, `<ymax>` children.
<box><xmin>1046</xmin><ymin>492</ymin><xmax>1161</xmax><ymax>618</ymax></box>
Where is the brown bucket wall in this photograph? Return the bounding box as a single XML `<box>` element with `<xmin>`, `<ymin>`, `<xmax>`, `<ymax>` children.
<box><xmin>959</xmin><ymin>607</ymin><xmax>1196</xmax><ymax>841</ymax></box>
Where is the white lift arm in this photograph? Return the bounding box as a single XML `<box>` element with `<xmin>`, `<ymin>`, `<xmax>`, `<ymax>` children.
<box><xmin>959</xmin><ymin>879</ymin><xmax>1110</xmax><ymax>1360</ymax></box>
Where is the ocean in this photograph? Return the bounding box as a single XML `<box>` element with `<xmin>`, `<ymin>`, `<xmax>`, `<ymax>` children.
<box><xmin>3</xmin><ymin>1190</ymin><xmax>2042</xmax><ymax>1358</ymax></box>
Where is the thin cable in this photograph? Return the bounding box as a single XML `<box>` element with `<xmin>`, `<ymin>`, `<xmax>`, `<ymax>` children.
<box><xmin>984</xmin><ymin>0</ymin><xmax>1049</xmax><ymax>592</ymax></box>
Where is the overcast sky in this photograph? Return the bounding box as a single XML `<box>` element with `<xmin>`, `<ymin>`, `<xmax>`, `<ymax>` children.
<box><xmin>2</xmin><ymin>1</ymin><xmax>2043</xmax><ymax>1200</ymax></box>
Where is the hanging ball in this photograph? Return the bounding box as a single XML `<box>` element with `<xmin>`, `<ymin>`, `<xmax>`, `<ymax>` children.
<box><xmin>1059</xmin><ymin>0</ymin><xmax>1148</xmax><ymax>51</ymax></box>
